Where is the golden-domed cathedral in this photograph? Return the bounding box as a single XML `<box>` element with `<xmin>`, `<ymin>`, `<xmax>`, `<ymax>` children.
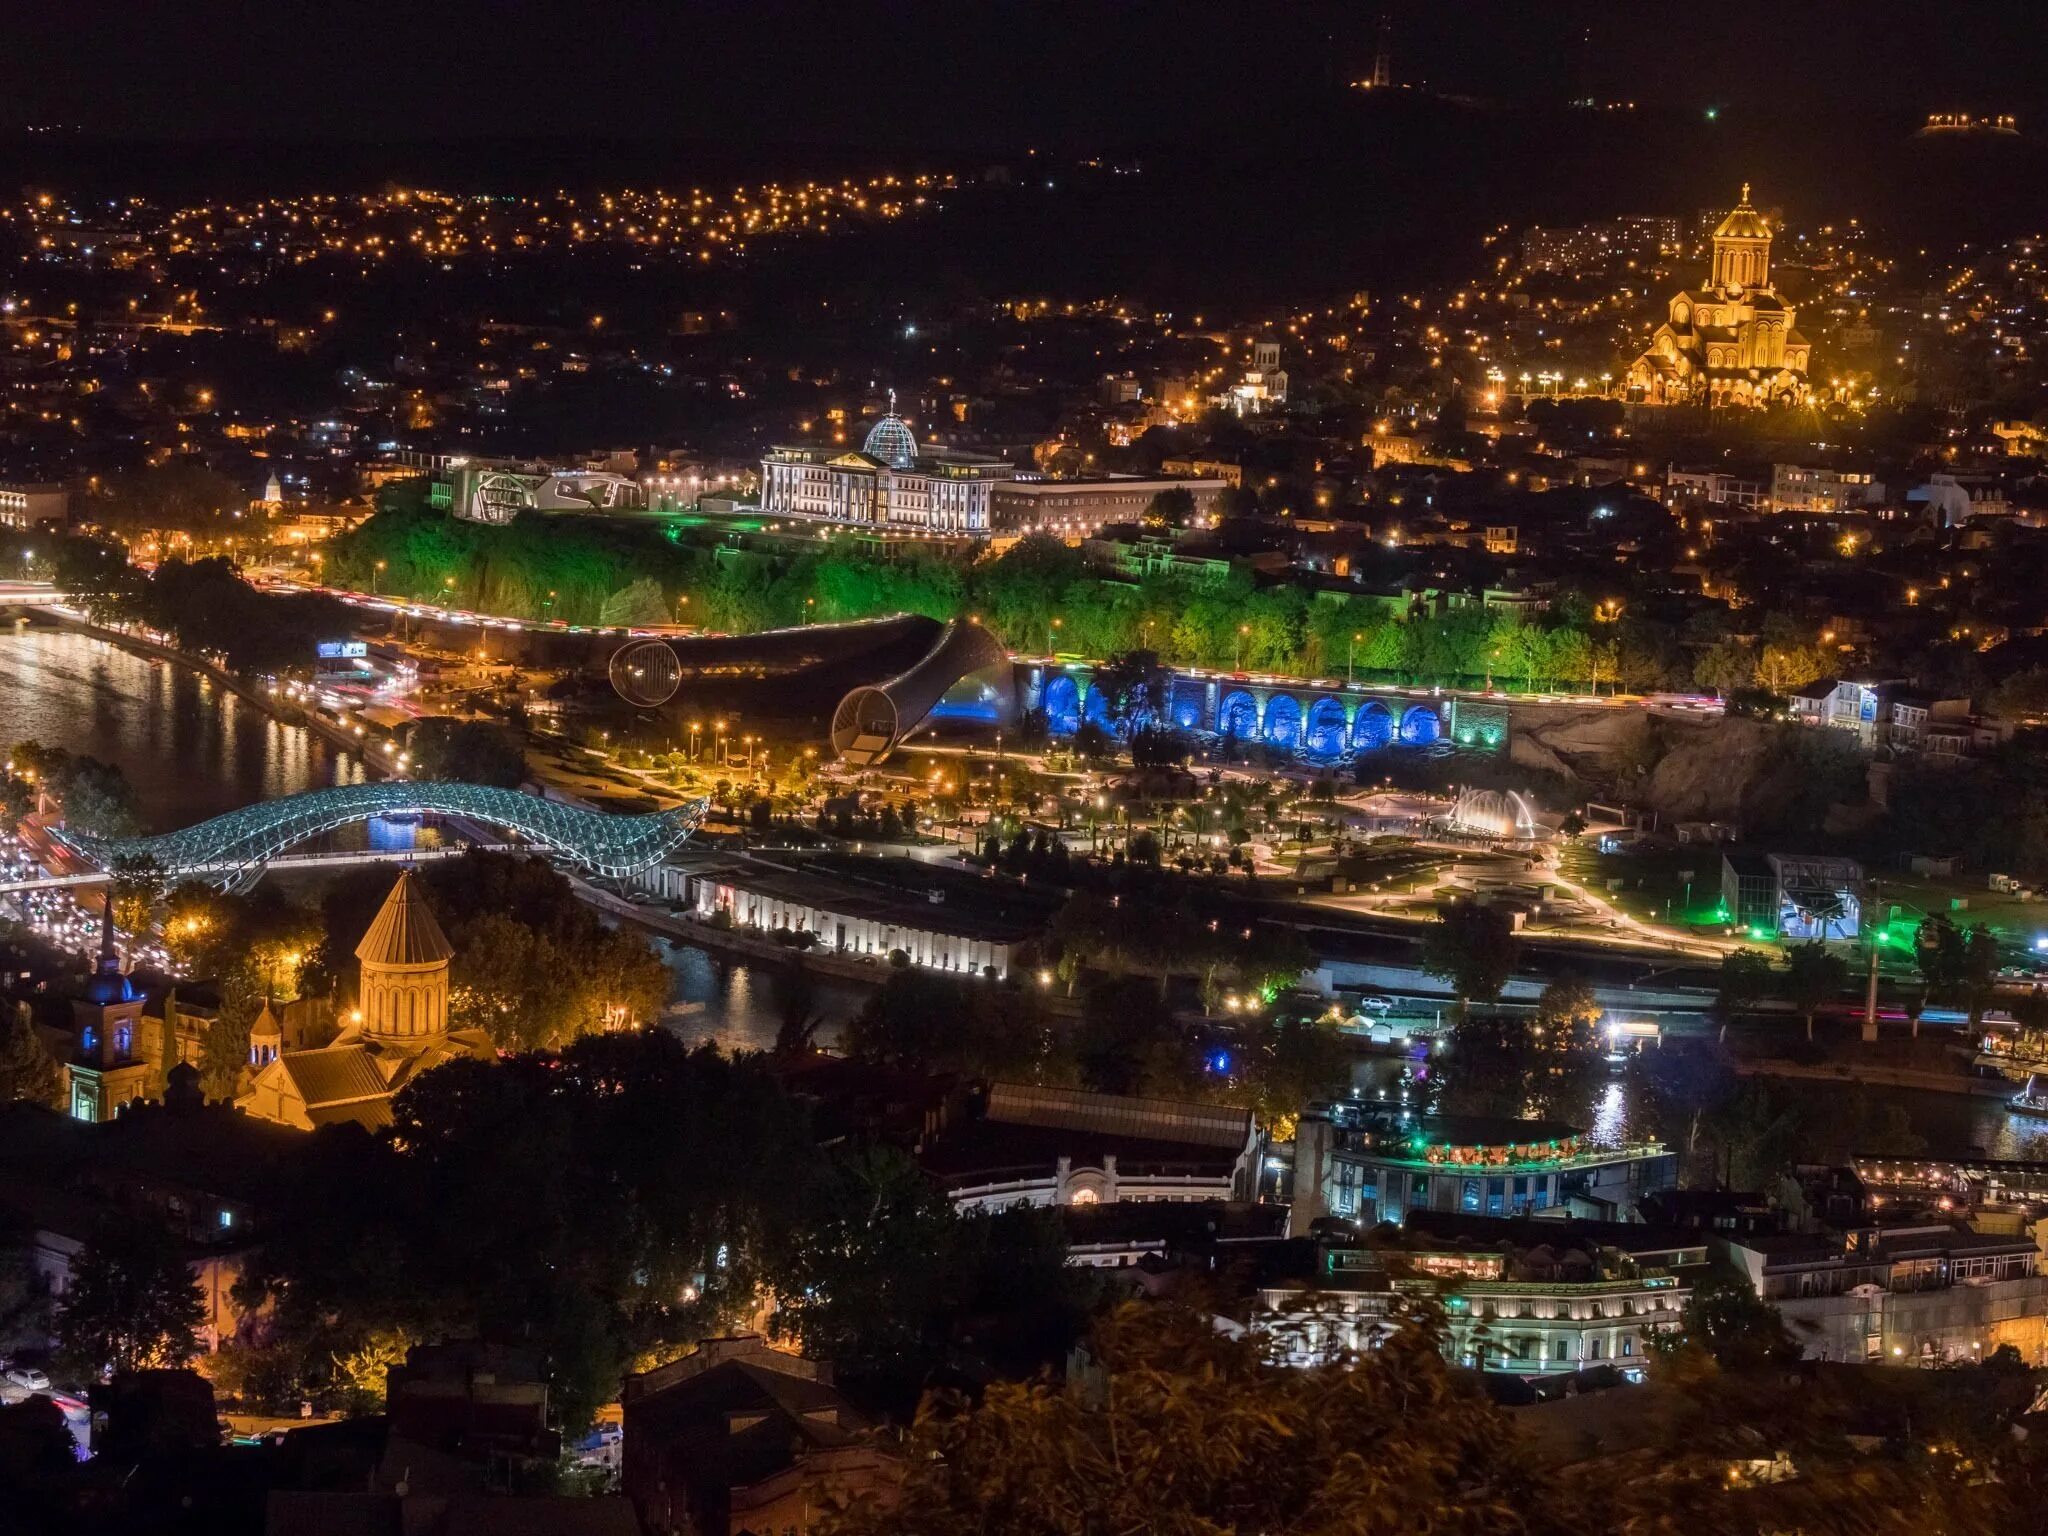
<box><xmin>1627</xmin><ymin>185</ymin><xmax>1811</xmax><ymax>408</ymax></box>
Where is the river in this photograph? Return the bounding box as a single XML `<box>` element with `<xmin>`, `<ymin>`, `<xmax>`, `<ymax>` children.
<box><xmin>0</xmin><ymin>622</ymin><xmax>855</xmax><ymax>1048</ymax></box>
<box><xmin>7</xmin><ymin>624</ymin><xmax>2044</xmax><ymax>1133</ymax></box>
<box><xmin>0</xmin><ymin>623</ymin><xmax>364</xmax><ymax>828</ymax></box>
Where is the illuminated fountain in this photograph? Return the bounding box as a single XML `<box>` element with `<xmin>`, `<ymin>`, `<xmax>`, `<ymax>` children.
<box><xmin>1445</xmin><ymin>787</ymin><xmax>1539</xmax><ymax>841</ymax></box>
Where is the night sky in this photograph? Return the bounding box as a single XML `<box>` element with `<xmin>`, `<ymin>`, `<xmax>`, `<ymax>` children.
<box><xmin>12</xmin><ymin>1</ymin><xmax>2048</xmax><ymax>149</ymax></box>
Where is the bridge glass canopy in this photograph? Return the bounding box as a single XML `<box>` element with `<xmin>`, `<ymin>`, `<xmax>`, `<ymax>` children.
<box><xmin>56</xmin><ymin>782</ymin><xmax>706</xmax><ymax>884</ymax></box>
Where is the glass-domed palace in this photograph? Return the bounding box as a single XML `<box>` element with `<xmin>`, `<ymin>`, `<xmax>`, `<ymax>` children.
<box><xmin>759</xmin><ymin>390</ymin><xmax>1013</xmax><ymax>535</ymax></box>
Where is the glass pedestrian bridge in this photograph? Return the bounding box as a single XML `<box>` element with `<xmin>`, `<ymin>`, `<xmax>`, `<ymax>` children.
<box><xmin>54</xmin><ymin>781</ymin><xmax>707</xmax><ymax>886</ymax></box>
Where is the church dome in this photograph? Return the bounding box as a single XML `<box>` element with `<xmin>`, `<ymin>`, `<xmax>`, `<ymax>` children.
<box><xmin>862</xmin><ymin>413</ymin><xmax>919</xmax><ymax>470</ymax></box>
<box><xmin>355</xmin><ymin>870</ymin><xmax>454</xmax><ymax>969</ymax></box>
<box><xmin>1714</xmin><ymin>185</ymin><xmax>1772</xmax><ymax>241</ymax></box>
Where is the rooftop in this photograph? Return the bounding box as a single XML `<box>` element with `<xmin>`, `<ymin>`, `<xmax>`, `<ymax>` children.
<box><xmin>355</xmin><ymin>870</ymin><xmax>455</xmax><ymax>969</ymax></box>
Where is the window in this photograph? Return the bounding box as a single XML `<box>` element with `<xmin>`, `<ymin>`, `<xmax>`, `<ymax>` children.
<box><xmin>218</xmin><ymin>1209</ymin><xmax>234</xmax><ymax>1230</ymax></box>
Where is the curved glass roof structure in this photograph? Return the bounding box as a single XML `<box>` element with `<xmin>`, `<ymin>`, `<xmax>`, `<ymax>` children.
<box><xmin>861</xmin><ymin>414</ymin><xmax>919</xmax><ymax>469</ymax></box>
<box><xmin>55</xmin><ymin>782</ymin><xmax>706</xmax><ymax>885</ymax></box>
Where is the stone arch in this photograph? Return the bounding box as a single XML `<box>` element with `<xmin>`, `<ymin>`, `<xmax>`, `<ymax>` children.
<box><xmin>1219</xmin><ymin>689</ymin><xmax>1259</xmax><ymax>739</ymax></box>
<box><xmin>1352</xmin><ymin>700</ymin><xmax>1393</xmax><ymax>751</ymax></box>
<box><xmin>1263</xmin><ymin>695</ymin><xmax>1303</xmax><ymax>751</ymax></box>
<box><xmin>1399</xmin><ymin>703</ymin><xmax>1441</xmax><ymax>746</ymax></box>
<box><xmin>1043</xmin><ymin>674</ymin><xmax>1081</xmax><ymax>735</ymax></box>
<box><xmin>1082</xmin><ymin>683</ymin><xmax>1113</xmax><ymax>731</ymax></box>
<box><xmin>1305</xmin><ymin>697</ymin><xmax>1349</xmax><ymax>758</ymax></box>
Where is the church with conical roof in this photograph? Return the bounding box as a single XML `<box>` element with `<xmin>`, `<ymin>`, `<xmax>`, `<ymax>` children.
<box><xmin>1626</xmin><ymin>185</ymin><xmax>1812</xmax><ymax>408</ymax></box>
<box><xmin>238</xmin><ymin>870</ymin><xmax>493</xmax><ymax>1131</ymax></box>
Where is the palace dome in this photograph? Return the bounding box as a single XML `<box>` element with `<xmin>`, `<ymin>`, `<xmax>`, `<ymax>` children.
<box><xmin>1714</xmin><ymin>185</ymin><xmax>1772</xmax><ymax>241</ymax></box>
<box><xmin>862</xmin><ymin>413</ymin><xmax>919</xmax><ymax>470</ymax></box>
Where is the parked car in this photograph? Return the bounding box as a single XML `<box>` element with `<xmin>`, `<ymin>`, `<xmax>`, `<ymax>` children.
<box><xmin>1356</xmin><ymin>995</ymin><xmax>1395</xmax><ymax>1014</ymax></box>
<box><xmin>4</xmin><ymin>1366</ymin><xmax>51</xmax><ymax>1392</ymax></box>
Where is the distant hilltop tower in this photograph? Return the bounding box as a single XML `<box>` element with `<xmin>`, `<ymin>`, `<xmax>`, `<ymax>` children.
<box><xmin>1369</xmin><ymin>11</ymin><xmax>1392</xmax><ymax>89</ymax></box>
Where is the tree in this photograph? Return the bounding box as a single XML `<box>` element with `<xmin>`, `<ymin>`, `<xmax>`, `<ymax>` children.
<box><xmin>94</xmin><ymin>463</ymin><xmax>247</xmax><ymax>548</ymax></box>
<box><xmin>1141</xmin><ymin>486</ymin><xmax>1196</xmax><ymax>530</ymax></box>
<box><xmin>1074</xmin><ymin>975</ymin><xmax>1184</xmax><ymax>1096</ymax></box>
<box><xmin>1648</xmin><ymin>1270</ymin><xmax>1797</xmax><ymax>1372</ymax></box>
<box><xmin>1534</xmin><ymin>972</ymin><xmax>1601</xmax><ymax>1032</ymax></box>
<box><xmin>1754</xmin><ymin>643</ymin><xmax>1827</xmax><ymax>694</ymax></box>
<box><xmin>1961</xmin><ymin>923</ymin><xmax>2003</xmax><ymax>1024</ymax></box>
<box><xmin>1071</xmin><ymin>721</ymin><xmax>1115</xmax><ymax>763</ymax></box>
<box><xmin>1783</xmin><ymin>942</ymin><xmax>1849</xmax><ymax>1041</ymax></box>
<box><xmin>833</xmin><ymin>1299</ymin><xmax>1589</xmax><ymax>1536</ymax></box>
<box><xmin>57</xmin><ymin>1224</ymin><xmax>206</xmax><ymax>1378</ymax></box>
<box><xmin>0</xmin><ymin>1002</ymin><xmax>62</xmax><ymax>1107</ymax></box>
<box><xmin>1915</xmin><ymin>913</ymin><xmax>1968</xmax><ymax>992</ymax></box>
<box><xmin>110</xmin><ymin>854</ymin><xmax>165</xmax><ymax>936</ymax></box>
<box><xmin>1692</xmin><ymin>638</ymin><xmax>1757</xmax><ymax>696</ymax></box>
<box><xmin>1419</xmin><ymin>902</ymin><xmax>1519</xmax><ymax>1010</ymax></box>
<box><xmin>1713</xmin><ymin>949</ymin><xmax>1776</xmax><ymax>1030</ymax></box>
<box><xmin>1089</xmin><ymin>649</ymin><xmax>1170</xmax><ymax>730</ymax></box>
<box><xmin>409</xmin><ymin>719</ymin><xmax>526</xmax><ymax>788</ymax></box>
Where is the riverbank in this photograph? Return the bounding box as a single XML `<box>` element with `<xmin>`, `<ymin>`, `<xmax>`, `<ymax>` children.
<box><xmin>26</xmin><ymin>609</ymin><xmax>384</xmax><ymax>777</ymax></box>
<box><xmin>1733</xmin><ymin>1056</ymin><xmax>2017</xmax><ymax>1099</ymax></box>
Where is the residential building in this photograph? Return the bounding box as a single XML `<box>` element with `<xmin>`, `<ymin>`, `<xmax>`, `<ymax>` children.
<box><xmin>1786</xmin><ymin>677</ymin><xmax>1892</xmax><ymax>744</ymax></box>
<box><xmin>1083</xmin><ymin>534</ymin><xmax>1236</xmax><ymax>586</ymax></box>
<box><xmin>759</xmin><ymin>401</ymin><xmax>1014</xmax><ymax>535</ymax></box>
<box><xmin>1724</xmin><ymin>1221</ymin><xmax>2048</xmax><ymax>1365</ymax></box>
<box><xmin>1254</xmin><ymin>1215</ymin><xmax>1705</xmax><ymax>1375</ymax></box>
<box><xmin>0</xmin><ymin>1081</ymin><xmax>301</xmax><ymax>1353</ymax></box>
<box><xmin>1664</xmin><ymin>467</ymin><xmax>1767</xmax><ymax>510</ymax></box>
<box><xmin>1160</xmin><ymin>455</ymin><xmax>1243</xmax><ymax>487</ymax></box>
<box><xmin>1909</xmin><ymin>472</ymin><xmax>2014</xmax><ymax>527</ymax></box>
<box><xmin>920</xmin><ymin>1081</ymin><xmax>1260</xmax><ymax>1213</ymax></box>
<box><xmin>989</xmin><ymin>476</ymin><xmax>1231</xmax><ymax>540</ymax></box>
<box><xmin>1519</xmin><ymin>215</ymin><xmax>1683</xmax><ymax>275</ymax></box>
<box><xmin>386</xmin><ymin>1341</ymin><xmax>561</xmax><ymax>1486</ymax></box>
<box><xmin>0</xmin><ymin>481</ymin><xmax>68</xmax><ymax>527</ymax></box>
<box><xmin>1886</xmin><ymin>693</ymin><xmax>1978</xmax><ymax>755</ymax></box>
<box><xmin>1288</xmin><ymin>1106</ymin><xmax>1677</xmax><ymax>1236</ymax></box>
<box><xmin>1770</xmin><ymin>464</ymin><xmax>1884</xmax><ymax>513</ymax></box>
<box><xmin>622</xmin><ymin>1335</ymin><xmax>895</xmax><ymax>1536</ymax></box>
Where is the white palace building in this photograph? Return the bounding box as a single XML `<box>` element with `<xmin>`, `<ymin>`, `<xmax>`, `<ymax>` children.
<box><xmin>758</xmin><ymin>395</ymin><xmax>1014</xmax><ymax>535</ymax></box>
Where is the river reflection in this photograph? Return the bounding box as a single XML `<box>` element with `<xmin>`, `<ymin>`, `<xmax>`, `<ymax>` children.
<box><xmin>1350</xmin><ymin>1048</ymin><xmax>2048</xmax><ymax>1162</ymax></box>
<box><xmin>653</xmin><ymin>937</ymin><xmax>859</xmax><ymax>1055</ymax></box>
<box><xmin>0</xmin><ymin>625</ymin><xmax>361</xmax><ymax>829</ymax></box>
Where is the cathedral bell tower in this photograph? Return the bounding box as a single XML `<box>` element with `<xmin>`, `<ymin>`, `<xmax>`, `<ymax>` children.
<box><xmin>1709</xmin><ymin>183</ymin><xmax>1773</xmax><ymax>294</ymax></box>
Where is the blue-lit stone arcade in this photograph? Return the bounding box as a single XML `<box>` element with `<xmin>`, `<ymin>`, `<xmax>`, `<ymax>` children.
<box><xmin>1018</xmin><ymin>664</ymin><xmax>1509</xmax><ymax>761</ymax></box>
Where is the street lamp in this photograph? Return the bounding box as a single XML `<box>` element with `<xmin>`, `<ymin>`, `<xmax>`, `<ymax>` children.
<box><xmin>1236</xmin><ymin>623</ymin><xmax>1251</xmax><ymax>672</ymax></box>
<box><xmin>1348</xmin><ymin>631</ymin><xmax>1361</xmax><ymax>687</ymax></box>
<box><xmin>1047</xmin><ymin>615</ymin><xmax>1062</xmax><ymax>656</ymax></box>
<box><xmin>371</xmin><ymin>559</ymin><xmax>386</xmax><ymax>595</ymax></box>
<box><xmin>687</xmin><ymin>720</ymin><xmax>702</xmax><ymax>761</ymax></box>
